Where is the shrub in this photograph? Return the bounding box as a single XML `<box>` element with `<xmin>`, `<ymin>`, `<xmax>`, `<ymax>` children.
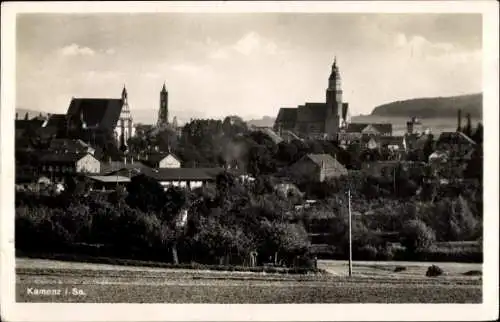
<box><xmin>415</xmin><ymin>246</ymin><xmax>482</xmax><ymax>263</ymax></box>
<box><xmin>426</xmin><ymin>265</ymin><xmax>444</xmax><ymax>277</ymax></box>
<box><xmin>355</xmin><ymin>244</ymin><xmax>378</xmax><ymax>260</ymax></box>
<box><xmin>394</xmin><ymin>266</ymin><xmax>407</xmax><ymax>272</ymax></box>
<box><xmin>463</xmin><ymin>270</ymin><xmax>482</xmax><ymax>276</ymax></box>
<box><xmin>401</xmin><ymin>219</ymin><xmax>436</xmax><ymax>253</ymax></box>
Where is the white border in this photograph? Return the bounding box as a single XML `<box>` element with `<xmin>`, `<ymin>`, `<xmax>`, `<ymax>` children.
<box><xmin>1</xmin><ymin>1</ymin><xmax>498</xmax><ymax>321</ymax></box>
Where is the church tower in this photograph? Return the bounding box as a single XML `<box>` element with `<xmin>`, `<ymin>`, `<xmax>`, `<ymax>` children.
<box><xmin>325</xmin><ymin>57</ymin><xmax>342</xmax><ymax>138</ymax></box>
<box><xmin>157</xmin><ymin>82</ymin><xmax>169</xmax><ymax>127</ymax></box>
<box><xmin>115</xmin><ymin>85</ymin><xmax>134</xmax><ymax>148</ymax></box>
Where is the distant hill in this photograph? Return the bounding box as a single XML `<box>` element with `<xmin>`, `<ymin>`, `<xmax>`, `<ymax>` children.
<box><xmin>246</xmin><ymin>116</ymin><xmax>275</xmax><ymax>128</ymax></box>
<box><xmin>371</xmin><ymin>93</ymin><xmax>482</xmax><ymax>118</ymax></box>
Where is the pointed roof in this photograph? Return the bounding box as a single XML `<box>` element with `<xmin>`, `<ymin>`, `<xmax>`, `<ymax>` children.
<box><xmin>122</xmin><ymin>85</ymin><xmax>127</xmax><ymax>98</ymax></box>
<box><xmin>275</xmin><ymin>107</ymin><xmax>298</xmax><ymax>123</ymax></box>
<box><xmin>329</xmin><ymin>57</ymin><xmax>339</xmax><ymax>80</ymax></box>
<box><xmin>161</xmin><ymin>82</ymin><xmax>167</xmax><ymax>92</ymax></box>
<box><xmin>67</xmin><ymin>98</ymin><xmax>123</xmax><ymax>130</ymax></box>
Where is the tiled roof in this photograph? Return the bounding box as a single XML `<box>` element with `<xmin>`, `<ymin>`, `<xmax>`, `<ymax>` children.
<box><xmin>275</xmin><ymin>108</ymin><xmax>298</xmax><ymax>123</ymax></box>
<box><xmin>296</xmin><ymin>103</ymin><xmax>327</xmax><ymax>123</ymax></box>
<box><xmin>345</xmin><ymin>123</ymin><xmax>392</xmax><ymax>134</ymax></box>
<box><xmin>371</xmin><ymin>123</ymin><xmax>393</xmax><ymax>134</ymax></box>
<box><xmin>141</xmin><ymin>152</ymin><xmax>181</xmax><ymax>166</ymax></box>
<box><xmin>39</xmin><ymin>152</ymin><xmax>91</xmax><ymax>163</ymax></box>
<box><xmin>49</xmin><ymin>138</ymin><xmax>92</xmax><ymax>152</ymax></box>
<box><xmin>67</xmin><ymin>98</ymin><xmax>123</xmax><ymax>130</ymax></box>
<box><xmin>87</xmin><ymin>175</ymin><xmax>131</xmax><ymax>183</ymax></box>
<box><xmin>304</xmin><ymin>153</ymin><xmax>346</xmax><ymax>170</ymax></box>
<box><xmin>140</xmin><ymin>167</ymin><xmax>226</xmax><ymax>181</ymax></box>
<box><xmin>345</xmin><ymin>123</ymin><xmax>369</xmax><ymax>133</ymax></box>
<box><xmin>44</xmin><ymin>114</ymin><xmax>68</xmax><ymax>129</ymax></box>
<box><xmin>100</xmin><ymin>161</ymin><xmax>150</xmax><ymax>175</ymax></box>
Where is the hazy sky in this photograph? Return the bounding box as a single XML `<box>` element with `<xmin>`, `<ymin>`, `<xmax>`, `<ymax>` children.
<box><xmin>16</xmin><ymin>13</ymin><xmax>482</xmax><ymax>122</ymax></box>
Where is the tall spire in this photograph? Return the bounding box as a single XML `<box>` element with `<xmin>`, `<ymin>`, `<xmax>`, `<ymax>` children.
<box><xmin>329</xmin><ymin>56</ymin><xmax>339</xmax><ymax>80</ymax></box>
<box><xmin>122</xmin><ymin>84</ymin><xmax>127</xmax><ymax>100</ymax></box>
<box><xmin>162</xmin><ymin>81</ymin><xmax>167</xmax><ymax>92</ymax></box>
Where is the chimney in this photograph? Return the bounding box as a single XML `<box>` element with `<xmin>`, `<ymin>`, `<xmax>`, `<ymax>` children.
<box><xmin>457</xmin><ymin>109</ymin><xmax>462</xmax><ymax>131</ymax></box>
<box><xmin>15</xmin><ymin>112</ymin><xmax>18</xmax><ymax>120</ymax></box>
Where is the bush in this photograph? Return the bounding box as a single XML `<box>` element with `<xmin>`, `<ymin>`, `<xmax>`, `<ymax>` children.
<box><xmin>463</xmin><ymin>270</ymin><xmax>482</xmax><ymax>276</ymax></box>
<box><xmin>401</xmin><ymin>219</ymin><xmax>436</xmax><ymax>253</ymax></box>
<box><xmin>394</xmin><ymin>266</ymin><xmax>407</xmax><ymax>272</ymax></box>
<box><xmin>414</xmin><ymin>246</ymin><xmax>483</xmax><ymax>263</ymax></box>
<box><xmin>426</xmin><ymin>265</ymin><xmax>444</xmax><ymax>277</ymax></box>
<box><xmin>354</xmin><ymin>244</ymin><xmax>378</xmax><ymax>260</ymax></box>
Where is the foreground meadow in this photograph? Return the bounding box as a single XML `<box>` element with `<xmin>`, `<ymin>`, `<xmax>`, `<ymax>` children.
<box><xmin>16</xmin><ymin>258</ymin><xmax>481</xmax><ymax>303</ymax></box>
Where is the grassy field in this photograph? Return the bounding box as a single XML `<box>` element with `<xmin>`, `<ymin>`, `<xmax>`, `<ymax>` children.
<box><xmin>16</xmin><ymin>258</ymin><xmax>481</xmax><ymax>303</ymax></box>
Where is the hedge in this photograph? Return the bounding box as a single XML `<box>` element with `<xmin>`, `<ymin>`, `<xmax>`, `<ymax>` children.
<box><xmin>16</xmin><ymin>251</ymin><xmax>324</xmax><ymax>275</ymax></box>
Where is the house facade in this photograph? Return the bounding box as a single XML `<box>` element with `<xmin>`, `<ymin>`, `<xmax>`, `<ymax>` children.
<box><xmin>38</xmin><ymin>152</ymin><xmax>101</xmax><ymax>180</ymax></box>
<box><xmin>140</xmin><ymin>167</ymin><xmax>226</xmax><ymax>191</ymax></box>
<box><xmin>141</xmin><ymin>152</ymin><xmax>182</xmax><ymax>168</ymax></box>
<box><xmin>338</xmin><ymin>123</ymin><xmax>393</xmax><ymax>146</ymax></box>
<box><xmin>288</xmin><ymin>153</ymin><xmax>348</xmax><ymax>182</ymax></box>
<box><xmin>158</xmin><ymin>154</ymin><xmax>181</xmax><ymax>168</ymax></box>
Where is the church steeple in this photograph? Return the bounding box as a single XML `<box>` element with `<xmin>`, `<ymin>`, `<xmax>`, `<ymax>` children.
<box><xmin>121</xmin><ymin>84</ymin><xmax>128</xmax><ymax>106</ymax></box>
<box><xmin>116</xmin><ymin>83</ymin><xmax>134</xmax><ymax>146</ymax></box>
<box><xmin>158</xmin><ymin>82</ymin><xmax>169</xmax><ymax>127</ymax></box>
<box><xmin>325</xmin><ymin>57</ymin><xmax>344</xmax><ymax>137</ymax></box>
<box><xmin>329</xmin><ymin>57</ymin><xmax>340</xmax><ymax>83</ymax></box>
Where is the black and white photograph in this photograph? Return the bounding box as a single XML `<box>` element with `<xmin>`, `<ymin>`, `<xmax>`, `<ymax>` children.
<box><xmin>1</xmin><ymin>1</ymin><xmax>498</xmax><ymax>321</ymax></box>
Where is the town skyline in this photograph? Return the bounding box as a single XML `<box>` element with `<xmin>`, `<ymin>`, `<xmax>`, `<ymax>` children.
<box><xmin>17</xmin><ymin>13</ymin><xmax>482</xmax><ymax>121</ymax></box>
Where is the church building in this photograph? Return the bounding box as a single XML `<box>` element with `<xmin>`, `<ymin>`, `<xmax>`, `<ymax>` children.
<box><xmin>54</xmin><ymin>85</ymin><xmax>135</xmax><ymax>146</ymax></box>
<box><xmin>274</xmin><ymin>58</ymin><xmax>349</xmax><ymax>140</ymax></box>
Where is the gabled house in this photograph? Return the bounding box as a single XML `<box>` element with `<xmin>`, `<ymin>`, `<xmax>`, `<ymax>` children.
<box><xmin>338</xmin><ymin>123</ymin><xmax>393</xmax><ymax>146</ymax></box>
<box><xmin>378</xmin><ymin>136</ymin><xmax>407</xmax><ymax>152</ymax></box>
<box><xmin>288</xmin><ymin>153</ymin><xmax>348</xmax><ymax>182</ymax></box>
<box><xmin>141</xmin><ymin>152</ymin><xmax>182</xmax><ymax>168</ymax></box>
<box><xmin>38</xmin><ymin>152</ymin><xmax>101</xmax><ymax>179</ymax></box>
<box><xmin>435</xmin><ymin>131</ymin><xmax>476</xmax><ymax>160</ymax></box>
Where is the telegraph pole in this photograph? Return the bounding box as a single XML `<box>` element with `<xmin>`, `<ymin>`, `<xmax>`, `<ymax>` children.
<box><xmin>348</xmin><ymin>189</ymin><xmax>353</xmax><ymax>277</ymax></box>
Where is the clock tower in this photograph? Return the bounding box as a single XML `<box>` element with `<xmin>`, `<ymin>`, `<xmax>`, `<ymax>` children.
<box><xmin>325</xmin><ymin>57</ymin><xmax>343</xmax><ymax>137</ymax></box>
<box><xmin>158</xmin><ymin>82</ymin><xmax>169</xmax><ymax>127</ymax></box>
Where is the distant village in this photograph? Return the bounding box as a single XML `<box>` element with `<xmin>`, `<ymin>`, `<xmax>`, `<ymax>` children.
<box><xmin>15</xmin><ymin>58</ymin><xmax>482</xmax><ymax>194</ymax></box>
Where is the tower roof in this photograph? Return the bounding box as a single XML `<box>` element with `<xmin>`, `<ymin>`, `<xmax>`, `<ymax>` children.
<box><xmin>122</xmin><ymin>85</ymin><xmax>127</xmax><ymax>98</ymax></box>
<box><xmin>329</xmin><ymin>57</ymin><xmax>340</xmax><ymax>80</ymax></box>
<box><xmin>161</xmin><ymin>82</ymin><xmax>167</xmax><ymax>92</ymax></box>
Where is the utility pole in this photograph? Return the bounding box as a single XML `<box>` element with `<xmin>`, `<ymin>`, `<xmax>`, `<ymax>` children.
<box><xmin>348</xmin><ymin>189</ymin><xmax>353</xmax><ymax>277</ymax></box>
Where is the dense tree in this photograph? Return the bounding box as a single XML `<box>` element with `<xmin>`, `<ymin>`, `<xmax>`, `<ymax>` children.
<box><xmin>126</xmin><ymin>174</ymin><xmax>167</xmax><ymax>213</ymax></box>
<box><xmin>401</xmin><ymin>219</ymin><xmax>436</xmax><ymax>253</ymax></box>
<box><xmin>463</xmin><ymin>113</ymin><xmax>473</xmax><ymax>137</ymax></box>
<box><xmin>472</xmin><ymin>122</ymin><xmax>483</xmax><ymax>145</ymax></box>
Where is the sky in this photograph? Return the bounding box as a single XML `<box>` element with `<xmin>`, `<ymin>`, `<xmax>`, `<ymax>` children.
<box><xmin>16</xmin><ymin>13</ymin><xmax>482</xmax><ymax>123</ymax></box>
